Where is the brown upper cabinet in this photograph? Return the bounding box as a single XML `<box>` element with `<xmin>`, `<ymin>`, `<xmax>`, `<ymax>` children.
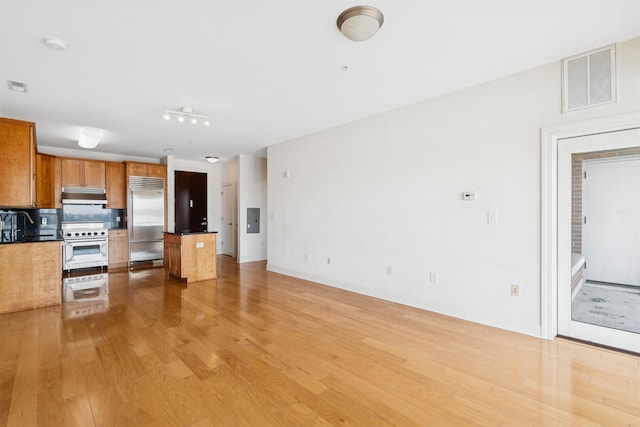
<box><xmin>61</xmin><ymin>158</ymin><xmax>106</xmax><ymax>188</ymax></box>
<box><xmin>36</xmin><ymin>153</ymin><xmax>59</xmax><ymax>208</ymax></box>
<box><xmin>0</xmin><ymin>117</ymin><xmax>36</xmax><ymax>207</ymax></box>
<box><xmin>125</xmin><ymin>161</ymin><xmax>166</xmax><ymax>180</ymax></box>
<box><xmin>105</xmin><ymin>161</ymin><xmax>126</xmax><ymax>209</ymax></box>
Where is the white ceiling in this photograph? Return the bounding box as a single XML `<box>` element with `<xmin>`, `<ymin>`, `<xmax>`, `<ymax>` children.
<box><xmin>1</xmin><ymin>1</ymin><xmax>639</xmax><ymax>163</ymax></box>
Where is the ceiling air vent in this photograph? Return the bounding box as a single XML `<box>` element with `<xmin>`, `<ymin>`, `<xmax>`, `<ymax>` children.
<box><xmin>7</xmin><ymin>80</ymin><xmax>28</xmax><ymax>93</ymax></box>
<box><xmin>562</xmin><ymin>45</ymin><xmax>616</xmax><ymax>113</ymax></box>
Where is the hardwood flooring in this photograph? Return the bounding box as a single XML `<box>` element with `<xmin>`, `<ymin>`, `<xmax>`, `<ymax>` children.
<box><xmin>1</xmin><ymin>256</ymin><xmax>639</xmax><ymax>426</ymax></box>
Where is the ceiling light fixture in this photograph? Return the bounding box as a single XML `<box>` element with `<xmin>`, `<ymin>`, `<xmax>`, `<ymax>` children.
<box><xmin>77</xmin><ymin>127</ymin><xmax>104</xmax><ymax>149</ymax></box>
<box><xmin>205</xmin><ymin>156</ymin><xmax>219</xmax><ymax>163</ymax></box>
<box><xmin>44</xmin><ymin>36</ymin><xmax>67</xmax><ymax>50</ymax></box>
<box><xmin>163</xmin><ymin>106</ymin><xmax>210</xmax><ymax>126</ymax></box>
<box><xmin>337</xmin><ymin>6</ymin><xmax>384</xmax><ymax>42</ymax></box>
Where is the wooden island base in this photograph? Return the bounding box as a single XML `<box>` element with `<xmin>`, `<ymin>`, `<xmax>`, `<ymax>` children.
<box><xmin>164</xmin><ymin>232</ymin><xmax>217</xmax><ymax>283</ymax></box>
<box><xmin>0</xmin><ymin>241</ymin><xmax>62</xmax><ymax>314</ymax></box>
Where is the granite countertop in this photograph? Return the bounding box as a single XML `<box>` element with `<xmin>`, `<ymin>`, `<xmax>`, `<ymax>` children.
<box><xmin>0</xmin><ymin>232</ymin><xmax>63</xmax><ymax>244</ymax></box>
<box><xmin>165</xmin><ymin>231</ymin><xmax>218</xmax><ymax>236</ymax></box>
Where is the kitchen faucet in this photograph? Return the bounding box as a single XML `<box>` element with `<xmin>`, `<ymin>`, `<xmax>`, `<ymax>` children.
<box><xmin>10</xmin><ymin>211</ymin><xmax>34</xmax><ymax>241</ymax></box>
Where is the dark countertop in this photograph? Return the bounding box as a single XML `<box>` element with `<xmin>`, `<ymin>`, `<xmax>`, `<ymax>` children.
<box><xmin>0</xmin><ymin>233</ymin><xmax>63</xmax><ymax>244</ymax></box>
<box><xmin>165</xmin><ymin>231</ymin><xmax>218</xmax><ymax>236</ymax></box>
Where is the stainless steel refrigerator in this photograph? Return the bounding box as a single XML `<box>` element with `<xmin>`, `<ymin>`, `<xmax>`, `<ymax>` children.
<box><xmin>129</xmin><ymin>176</ymin><xmax>165</xmax><ymax>264</ymax></box>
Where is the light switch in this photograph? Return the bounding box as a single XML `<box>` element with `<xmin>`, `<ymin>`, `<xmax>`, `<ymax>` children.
<box><xmin>487</xmin><ymin>211</ymin><xmax>498</xmax><ymax>225</ymax></box>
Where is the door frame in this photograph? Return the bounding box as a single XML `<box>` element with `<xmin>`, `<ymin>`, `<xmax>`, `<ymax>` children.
<box><xmin>221</xmin><ymin>182</ymin><xmax>237</xmax><ymax>257</ymax></box>
<box><xmin>541</xmin><ymin>111</ymin><xmax>640</xmax><ymax>340</ymax></box>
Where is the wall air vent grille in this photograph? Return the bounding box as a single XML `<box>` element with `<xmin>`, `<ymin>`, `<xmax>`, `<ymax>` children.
<box><xmin>129</xmin><ymin>176</ymin><xmax>164</xmax><ymax>190</ymax></box>
<box><xmin>562</xmin><ymin>45</ymin><xmax>616</xmax><ymax>113</ymax></box>
<box><xmin>7</xmin><ymin>80</ymin><xmax>27</xmax><ymax>93</ymax></box>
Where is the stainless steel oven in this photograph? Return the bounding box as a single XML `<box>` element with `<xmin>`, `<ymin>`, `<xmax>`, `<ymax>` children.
<box><xmin>62</xmin><ymin>221</ymin><xmax>108</xmax><ymax>271</ymax></box>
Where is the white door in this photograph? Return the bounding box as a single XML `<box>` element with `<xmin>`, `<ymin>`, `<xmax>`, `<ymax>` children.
<box><xmin>585</xmin><ymin>158</ymin><xmax>640</xmax><ymax>286</ymax></box>
<box><xmin>558</xmin><ymin>128</ymin><xmax>640</xmax><ymax>353</ymax></box>
<box><xmin>221</xmin><ymin>183</ymin><xmax>236</xmax><ymax>257</ymax></box>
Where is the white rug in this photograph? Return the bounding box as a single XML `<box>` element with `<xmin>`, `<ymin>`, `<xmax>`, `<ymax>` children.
<box><xmin>572</xmin><ymin>282</ymin><xmax>640</xmax><ymax>334</ymax></box>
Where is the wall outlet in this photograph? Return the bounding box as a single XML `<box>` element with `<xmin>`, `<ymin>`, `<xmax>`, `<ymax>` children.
<box><xmin>41</xmin><ymin>217</ymin><xmax>47</xmax><ymax>225</ymax></box>
<box><xmin>327</xmin><ymin>257</ymin><xmax>331</xmax><ymax>265</ymax></box>
<box><xmin>511</xmin><ymin>284</ymin><xmax>520</xmax><ymax>296</ymax></box>
<box><xmin>430</xmin><ymin>272</ymin><xmax>439</xmax><ymax>284</ymax></box>
<box><xmin>304</xmin><ymin>253</ymin><xmax>309</xmax><ymax>261</ymax></box>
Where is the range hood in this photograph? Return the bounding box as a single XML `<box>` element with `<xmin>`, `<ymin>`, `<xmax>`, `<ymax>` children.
<box><xmin>62</xmin><ymin>187</ymin><xmax>108</xmax><ymax>205</ymax></box>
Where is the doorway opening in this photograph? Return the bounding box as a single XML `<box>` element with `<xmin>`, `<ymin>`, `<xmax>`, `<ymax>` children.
<box><xmin>570</xmin><ymin>150</ymin><xmax>640</xmax><ymax>335</ymax></box>
<box><xmin>221</xmin><ymin>183</ymin><xmax>237</xmax><ymax>257</ymax></box>
<box><xmin>541</xmin><ymin>112</ymin><xmax>640</xmax><ymax>354</ymax></box>
<box><xmin>175</xmin><ymin>171</ymin><xmax>207</xmax><ymax>234</ymax></box>
<box><xmin>556</xmin><ymin>126</ymin><xmax>640</xmax><ymax>353</ymax></box>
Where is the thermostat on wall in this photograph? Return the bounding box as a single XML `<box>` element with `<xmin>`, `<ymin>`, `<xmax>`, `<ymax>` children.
<box><xmin>462</xmin><ymin>191</ymin><xmax>478</xmax><ymax>201</ymax></box>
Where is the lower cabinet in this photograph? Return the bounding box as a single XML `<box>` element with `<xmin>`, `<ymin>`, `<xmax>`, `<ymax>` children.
<box><xmin>0</xmin><ymin>241</ymin><xmax>62</xmax><ymax>314</ymax></box>
<box><xmin>108</xmin><ymin>229</ymin><xmax>129</xmax><ymax>270</ymax></box>
<box><xmin>164</xmin><ymin>232</ymin><xmax>216</xmax><ymax>283</ymax></box>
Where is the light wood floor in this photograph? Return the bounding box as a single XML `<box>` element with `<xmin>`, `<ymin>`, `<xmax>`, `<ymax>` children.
<box><xmin>1</xmin><ymin>256</ymin><xmax>639</xmax><ymax>426</ymax></box>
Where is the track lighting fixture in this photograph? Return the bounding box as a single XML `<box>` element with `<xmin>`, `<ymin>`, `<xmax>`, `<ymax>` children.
<box><xmin>163</xmin><ymin>106</ymin><xmax>210</xmax><ymax>126</ymax></box>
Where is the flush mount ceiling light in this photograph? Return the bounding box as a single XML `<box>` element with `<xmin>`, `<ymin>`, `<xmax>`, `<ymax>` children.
<box><xmin>205</xmin><ymin>156</ymin><xmax>220</xmax><ymax>163</ymax></box>
<box><xmin>337</xmin><ymin>5</ymin><xmax>384</xmax><ymax>42</ymax></box>
<box><xmin>78</xmin><ymin>127</ymin><xmax>105</xmax><ymax>149</ymax></box>
<box><xmin>163</xmin><ymin>106</ymin><xmax>210</xmax><ymax>126</ymax></box>
<box><xmin>43</xmin><ymin>36</ymin><xmax>67</xmax><ymax>50</ymax></box>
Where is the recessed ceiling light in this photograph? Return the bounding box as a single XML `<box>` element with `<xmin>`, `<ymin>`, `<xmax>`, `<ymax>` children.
<box><xmin>44</xmin><ymin>36</ymin><xmax>67</xmax><ymax>50</ymax></box>
<box><xmin>163</xmin><ymin>148</ymin><xmax>174</xmax><ymax>152</ymax></box>
<box><xmin>7</xmin><ymin>80</ymin><xmax>27</xmax><ymax>93</ymax></box>
<box><xmin>205</xmin><ymin>156</ymin><xmax>219</xmax><ymax>163</ymax></box>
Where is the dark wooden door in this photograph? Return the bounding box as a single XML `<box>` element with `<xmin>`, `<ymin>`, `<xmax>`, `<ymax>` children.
<box><xmin>175</xmin><ymin>171</ymin><xmax>207</xmax><ymax>234</ymax></box>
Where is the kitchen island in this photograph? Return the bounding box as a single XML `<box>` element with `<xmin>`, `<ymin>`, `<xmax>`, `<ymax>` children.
<box><xmin>0</xmin><ymin>239</ymin><xmax>62</xmax><ymax>314</ymax></box>
<box><xmin>164</xmin><ymin>232</ymin><xmax>217</xmax><ymax>283</ymax></box>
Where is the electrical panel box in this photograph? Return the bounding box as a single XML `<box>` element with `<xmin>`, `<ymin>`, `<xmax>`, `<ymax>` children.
<box><xmin>247</xmin><ymin>208</ymin><xmax>260</xmax><ymax>234</ymax></box>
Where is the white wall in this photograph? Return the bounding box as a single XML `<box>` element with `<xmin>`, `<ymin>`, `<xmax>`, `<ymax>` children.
<box><xmin>167</xmin><ymin>157</ymin><xmax>222</xmax><ymax>252</ymax></box>
<box><xmin>222</xmin><ymin>158</ymin><xmax>238</xmax><ymax>184</ymax></box>
<box><xmin>238</xmin><ymin>154</ymin><xmax>267</xmax><ymax>263</ymax></box>
<box><xmin>267</xmin><ymin>37</ymin><xmax>640</xmax><ymax>338</ymax></box>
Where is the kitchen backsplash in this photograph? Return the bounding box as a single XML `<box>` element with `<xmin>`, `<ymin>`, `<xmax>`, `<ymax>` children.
<box><xmin>62</xmin><ymin>205</ymin><xmax>125</xmax><ymax>229</ymax></box>
<box><xmin>0</xmin><ymin>206</ymin><xmax>125</xmax><ymax>242</ymax></box>
<box><xmin>0</xmin><ymin>208</ymin><xmax>61</xmax><ymax>242</ymax></box>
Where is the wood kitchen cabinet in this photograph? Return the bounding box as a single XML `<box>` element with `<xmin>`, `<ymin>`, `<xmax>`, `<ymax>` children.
<box><xmin>105</xmin><ymin>161</ymin><xmax>126</xmax><ymax>208</ymax></box>
<box><xmin>36</xmin><ymin>154</ymin><xmax>62</xmax><ymax>208</ymax></box>
<box><xmin>0</xmin><ymin>117</ymin><xmax>36</xmax><ymax>207</ymax></box>
<box><xmin>36</xmin><ymin>153</ymin><xmax>55</xmax><ymax>208</ymax></box>
<box><xmin>53</xmin><ymin>157</ymin><xmax>62</xmax><ymax>207</ymax></box>
<box><xmin>164</xmin><ymin>232</ymin><xmax>217</xmax><ymax>283</ymax></box>
<box><xmin>108</xmin><ymin>229</ymin><xmax>129</xmax><ymax>270</ymax></box>
<box><xmin>61</xmin><ymin>158</ymin><xmax>106</xmax><ymax>188</ymax></box>
<box><xmin>0</xmin><ymin>241</ymin><xmax>62</xmax><ymax>314</ymax></box>
<box><xmin>125</xmin><ymin>161</ymin><xmax>166</xmax><ymax>180</ymax></box>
